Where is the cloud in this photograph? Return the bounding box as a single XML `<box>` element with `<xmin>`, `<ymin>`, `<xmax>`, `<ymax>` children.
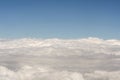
<box><xmin>0</xmin><ymin>65</ymin><xmax>120</xmax><ymax>80</ymax></box>
<box><xmin>0</xmin><ymin>37</ymin><xmax>120</xmax><ymax>80</ymax></box>
<box><xmin>0</xmin><ymin>65</ymin><xmax>85</xmax><ymax>80</ymax></box>
<box><xmin>0</xmin><ymin>37</ymin><xmax>120</xmax><ymax>56</ymax></box>
<box><xmin>84</xmin><ymin>70</ymin><xmax>120</xmax><ymax>80</ymax></box>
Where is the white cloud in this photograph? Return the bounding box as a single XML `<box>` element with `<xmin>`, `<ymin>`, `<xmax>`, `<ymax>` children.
<box><xmin>0</xmin><ymin>65</ymin><xmax>85</xmax><ymax>80</ymax></box>
<box><xmin>0</xmin><ymin>37</ymin><xmax>120</xmax><ymax>56</ymax></box>
<box><xmin>0</xmin><ymin>37</ymin><xmax>120</xmax><ymax>80</ymax></box>
<box><xmin>84</xmin><ymin>70</ymin><xmax>120</xmax><ymax>80</ymax></box>
<box><xmin>0</xmin><ymin>65</ymin><xmax>120</xmax><ymax>80</ymax></box>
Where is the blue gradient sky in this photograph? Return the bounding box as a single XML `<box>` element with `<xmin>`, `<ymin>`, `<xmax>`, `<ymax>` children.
<box><xmin>0</xmin><ymin>0</ymin><xmax>120</xmax><ymax>39</ymax></box>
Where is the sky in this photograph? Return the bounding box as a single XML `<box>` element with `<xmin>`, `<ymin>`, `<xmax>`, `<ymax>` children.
<box><xmin>0</xmin><ymin>0</ymin><xmax>120</xmax><ymax>39</ymax></box>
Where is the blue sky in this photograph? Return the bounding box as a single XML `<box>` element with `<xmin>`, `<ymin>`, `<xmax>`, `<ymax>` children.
<box><xmin>0</xmin><ymin>0</ymin><xmax>120</xmax><ymax>39</ymax></box>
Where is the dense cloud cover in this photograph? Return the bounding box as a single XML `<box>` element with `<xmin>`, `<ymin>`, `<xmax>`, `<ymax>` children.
<box><xmin>0</xmin><ymin>37</ymin><xmax>120</xmax><ymax>56</ymax></box>
<box><xmin>0</xmin><ymin>38</ymin><xmax>120</xmax><ymax>80</ymax></box>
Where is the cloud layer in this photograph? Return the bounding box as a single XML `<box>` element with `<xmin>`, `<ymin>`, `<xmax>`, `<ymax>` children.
<box><xmin>0</xmin><ymin>65</ymin><xmax>120</xmax><ymax>80</ymax></box>
<box><xmin>0</xmin><ymin>37</ymin><xmax>120</xmax><ymax>80</ymax></box>
<box><xmin>0</xmin><ymin>37</ymin><xmax>120</xmax><ymax>56</ymax></box>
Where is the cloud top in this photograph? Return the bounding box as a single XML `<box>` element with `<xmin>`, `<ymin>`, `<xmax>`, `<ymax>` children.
<box><xmin>0</xmin><ymin>37</ymin><xmax>120</xmax><ymax>56</ymax></box>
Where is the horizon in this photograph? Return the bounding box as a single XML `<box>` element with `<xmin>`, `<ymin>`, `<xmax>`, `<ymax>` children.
<box><xmin>0</xmin><ymin>37</ymin><xmax>120</xmax><ymax>40</ymax></box>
